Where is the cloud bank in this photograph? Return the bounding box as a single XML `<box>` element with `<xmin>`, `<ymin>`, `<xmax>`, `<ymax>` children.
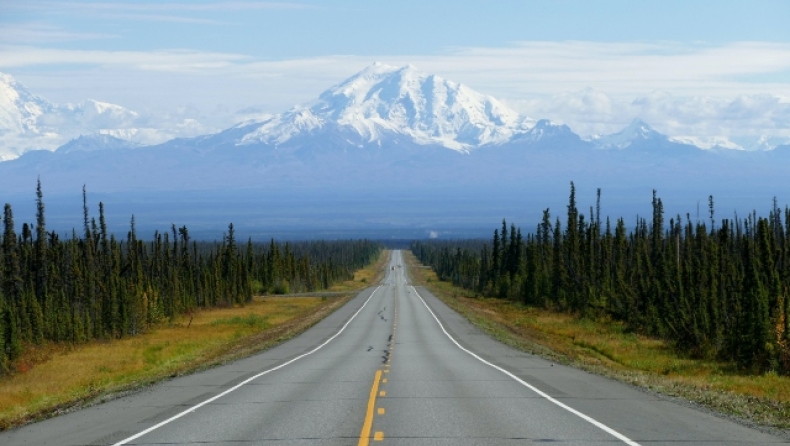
<box><xmin>1</xmin><ymin>41</ymin><xmax>788</xmax><ymax>144</ymax></box>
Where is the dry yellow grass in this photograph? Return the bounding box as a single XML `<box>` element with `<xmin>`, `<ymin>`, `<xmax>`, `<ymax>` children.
<box><xmin>404</xmin><ymin>251</ymin><xmax>790</xmax><ymax>430</ymax></box>
<box><xmin>327</xmin><ymin>249</ymin><xmax>389</xmax><ymax>292</ymax></box>
<box><xmin>0</xmin><ymin>296</ymin><xmax>340</xmax><ymax>429</ymax></box>
<box><xmin>0</xmin><ymin>249</ymin><xmax>387</xmax><ymax>430</ymax></box>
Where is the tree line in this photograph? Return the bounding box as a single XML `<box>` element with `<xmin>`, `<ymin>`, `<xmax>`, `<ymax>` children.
<box><xmin>0</xmin><ymin>182</ymin><xmax>382</xmax><ymax>372</ymax></box>
<box><xmin>412</xmin><ymin>183</ymin><xmax>790</xmax><ymax>374</ymax></box>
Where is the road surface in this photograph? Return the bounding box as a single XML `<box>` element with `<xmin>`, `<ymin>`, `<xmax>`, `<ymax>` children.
<box><xmin>1</xmin><ymin>250</ymin><xmax>786</xmax><ymax>445</ymax></box>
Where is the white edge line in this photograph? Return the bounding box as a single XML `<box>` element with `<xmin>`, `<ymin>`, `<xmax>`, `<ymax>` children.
<box><xmin>410</xmin><ymin>286</ymin><xmax>642</xmax><ymax>446</ymax></box>
<box><xmin>112</xmin><ymin>285</ymin><xmax>382</xmax><ymax>446</ymax></box>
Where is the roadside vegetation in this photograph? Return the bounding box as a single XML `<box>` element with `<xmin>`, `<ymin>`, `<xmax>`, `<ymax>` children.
<box><xmin>0</xmin><ymin>250</ymin><xmax>388</xmax><ymax>430</ymax></box>
<box><xmin>407</xmin><ymin>183</ymin><xmax>790</xmax><ymax>430</ymax></box>
<box><xmin>406</xmin><ymin>251</ymin><xmax>790</xmax><ymax>429</ymax></box>
<box><xmin>0</xmin><ymin>181</ymin><xmax>382</xmax><ymax>372</ymax></box>
<box><xmin>0</xmin><ymin>181</ymin><xmax>387</xmax><ymax>429</ymax></box>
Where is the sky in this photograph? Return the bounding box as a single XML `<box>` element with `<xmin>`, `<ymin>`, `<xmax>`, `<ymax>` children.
<box><xmin>1</xmin><ymin>0</ymin><xmax>790</xmax><ymax>145</ymax></box>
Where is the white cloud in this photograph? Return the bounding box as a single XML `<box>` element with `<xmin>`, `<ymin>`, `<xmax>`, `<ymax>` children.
<box><xmin>4</xmin><ymin>41</ymin><xmax>789</xmax><ymax>94</ymax></box>
<box><xmin>0</xmin><ymin>45</ymin><xmax>250</xmax><ymax>71</ymax></box>
<box><xmin>511</xmin><ymin>89</ymin><xmax>790</xmax><ymax>147</ymax></box>
<box><xmin>1</xmin><ymin>41</ymin><xmax>789</xmax><ymax>143</ymax></box>
<box><xmin>0</xmin><ymin>23</ymin><xmax>116</xmax><ymax>43</ymax></box>
<box><xmin>409</xmin><ymin>41</ymin><xmax>790</xmax><ymax>99</ymax></box>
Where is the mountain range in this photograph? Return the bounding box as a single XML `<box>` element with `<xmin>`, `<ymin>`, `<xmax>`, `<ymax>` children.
<box><xmin>2</xmin><ymin>63</ymin><xmax>788</xmax><ymax>162</ymax></box>
<box><xmin>0</xmin><ymin>72</ymin><xmax>209</xmax><ymax>161</ymax></box>
<box><xmin>1</xmin><ymin>64</ymin><xmax>789</xmax><ymax>239</ymax></box>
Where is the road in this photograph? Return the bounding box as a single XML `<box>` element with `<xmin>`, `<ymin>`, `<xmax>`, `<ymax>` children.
<box><xmin>1</xmin><ymin>250</ymin><xmax>786</xmax><ymax>445</ymax></box>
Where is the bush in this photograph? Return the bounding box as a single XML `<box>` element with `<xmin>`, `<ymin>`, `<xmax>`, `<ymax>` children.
<box><xmin>250</xmin><ymin>280</ymin><xmax>265</xmax><ymax>295</ymax></box>
<box><xmin>271</xmin><ymin>281</ymin><xmax>290</xmax><ymax>295</ymax></box>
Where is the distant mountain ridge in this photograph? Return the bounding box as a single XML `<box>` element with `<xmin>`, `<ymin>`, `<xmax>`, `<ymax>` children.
<box><xmin>0</xmin><ymin>73</ymin><xmax>209</xmax><ymax>161</ymax></box>
<box><xmin>0</xmin><ymin>72</ymin><xmax>141</xmax><ymax>160</ymax></box>
<box><xmin>2</xmin><ymin>63</ymin><xmax>790</xmax><ymax>166</ymax></box>
<box><xmin>156</xmin><ymin>64</ymin><xmax>708</xmax><ymax>155</ymax></box>
<box><xmin>119</xmin><ymin>63</ymin><xmax>740</xmax><ymax>157</ymax></box>
<box><xmin>56</xmin><ymin>134</ymin><xmax>141</xmax><ymax>154</ymax></box>
<box><xmin>3</xmin><ymin>64</ymin><xmax>790</xmax><ymax>240</ymax></box>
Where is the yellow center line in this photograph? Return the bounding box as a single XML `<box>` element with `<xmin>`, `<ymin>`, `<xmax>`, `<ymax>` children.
<box><xmin>358</xmin><ymin>369</ymin><xmax>383</xmax><ymax>446</ymax></box>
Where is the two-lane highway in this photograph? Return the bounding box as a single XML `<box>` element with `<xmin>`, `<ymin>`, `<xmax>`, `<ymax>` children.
<box><xmin>1</xmin><ymin>250</ymin><xmax>786</xmax><ymax>445</ymax></box>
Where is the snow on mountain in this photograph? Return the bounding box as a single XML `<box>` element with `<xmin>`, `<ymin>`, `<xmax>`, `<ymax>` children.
<box><xmin>0</xmin><ymin>72</ymin><xmax>51</xmax><ymax>134</ymax></box>
<box><xmin>668</xmin><ymin>135</ymin><xmax>790</xmax><ymax>151</ymax></box>
<box><xmin>510</xmin><ymin>119</ymin><xmax>578</xmax><ymax>145</ymax></box>
<box><xmin>592</xmin><ymin>119</ymin><xmax>668</xmax><ymax>150</ymax></box>
<box><xmin>730</xmin><ymin>135</ymin><xmax>790</xmax><ymax>151</ymax></box>
<box><xmin>0</xmin><ymin>72</ymin><xmax>212</xmax><ymax>161</ymax></box>
<box><xmin>56</xmin><ymin>134</ymin><xmax>141</xmax><ymax>154</ymax></box>
<box><xmin>670</xmin><ymin>136</ymin><xmax>743</xmax><ymax>151</ymax></box>
<box><xmin>0</xmin><ymin>72</ymin><xmax>58</xmax><ymax>160</ymax></box>
<box><xmin>4</xmin><ymin>64</ymin><xmax>789</xmax><ymax>164</ymax></box>
<box><xmin>238</xmin><ymin>63</ymin><xmax>534</xmax><ymax>152</ymax></box>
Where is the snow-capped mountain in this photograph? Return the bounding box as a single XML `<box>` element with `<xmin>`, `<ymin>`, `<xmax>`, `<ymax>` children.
<box><xmin>3</xmin><ymin>64</ymin><xmax>790</xmax><ymax>239</ymax></box>
<box><xmin>731</xmin><ymin>135</ymin><xmax>790</xmax><ymax>152</ymax></box>
<box><xmin>0</xmin><ymin>72</ymin><xmax>211</xmax><ymax>161</ymax></box>
<box><xmin>0</xmin><ymin>72</ymin><xmax>59</xmax><ymax>160</ymax></box>
<box><xmin>591</xmin><ymin>119</ymin><xmax>668</xmax><ymax>150</ymax></box>
<box><xmin>236</xmin><ymin>63</ymin><xmax>534</xmax><ymax>152</ymax></box>
<box><xmin>669</xmin><ymin>136</ymin><xmax>743</xmax><ymax>151</ymax></box>
<box><xmin>56</xmin><ymin>134</ymin><xmax>141</xmax><ymax>154</ymax></box>
<box><xmin>509</xmin><ymin>119</ymin><xmax>581</xmax><ymax>146</ymax></box>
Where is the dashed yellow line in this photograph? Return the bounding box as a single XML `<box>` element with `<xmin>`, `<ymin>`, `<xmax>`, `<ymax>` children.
<box><xmin>358</xmin><ymin>370</ymin><xmax>382</xmax><ymax>446</ymax></box>
<box><xmin>359</xmin><ymin>285</ymin><xmax>399</xmax><ymax>444</ymax></box>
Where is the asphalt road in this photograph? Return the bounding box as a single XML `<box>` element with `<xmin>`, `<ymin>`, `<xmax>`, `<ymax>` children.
<box><xmin>1</xmin><ymin>250</ymin><xmax>786</xmax><ymax>445</ymax></box>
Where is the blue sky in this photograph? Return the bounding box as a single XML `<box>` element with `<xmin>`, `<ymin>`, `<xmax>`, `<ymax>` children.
<box><xmin>3</xmin><ymin>1</ymin><xmax>789</xmax><ymax>53</ymax></box>
<box><xmin>1</xmin><ymin>0</ymin><xmax>789</xmax><ymax>142</ymax></box>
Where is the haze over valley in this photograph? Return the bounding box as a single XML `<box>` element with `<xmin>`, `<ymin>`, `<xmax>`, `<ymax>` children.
<box><xmin>1</xmin><ymin>63</ymin><xmax>789</xmax><ymax>239</ymax></box>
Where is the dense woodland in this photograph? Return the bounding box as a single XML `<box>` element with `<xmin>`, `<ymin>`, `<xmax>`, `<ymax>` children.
<box><xmin>412</xmin><ymin>183</ymin><xmax>790</xmax><ymax>374</ymax></box>
<box><xmin>0</xmin><ymin>182</ymin><xmax>382</xmax><ymax>372</ymax></box>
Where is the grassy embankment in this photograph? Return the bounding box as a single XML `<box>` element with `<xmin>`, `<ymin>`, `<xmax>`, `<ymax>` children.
<box><xmin>404</xmin><ymin>250</ymin><xmax>790</xmax><ymax>430</ymax></box>
<box><xmin>0</xmin><ymin>250</ymin><xmax>390</xmax><ymax>430</ymax></box>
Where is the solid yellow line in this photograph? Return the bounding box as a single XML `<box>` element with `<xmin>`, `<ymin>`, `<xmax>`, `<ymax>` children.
<box><xmin>358</xmin><ymin>369</ymin><xmax>382</xmax><ymax>446</ymax></box>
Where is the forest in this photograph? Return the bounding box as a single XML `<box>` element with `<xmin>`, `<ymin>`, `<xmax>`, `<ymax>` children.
<box><xmin>0</xmin><ymin>182</ymin><xmax>382</xmax><ymax>372</ymax></box>
<box><xmin>412</xmin><ymin>183</ymin><xmax>790</xmax><ymax>374</ymax></box>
